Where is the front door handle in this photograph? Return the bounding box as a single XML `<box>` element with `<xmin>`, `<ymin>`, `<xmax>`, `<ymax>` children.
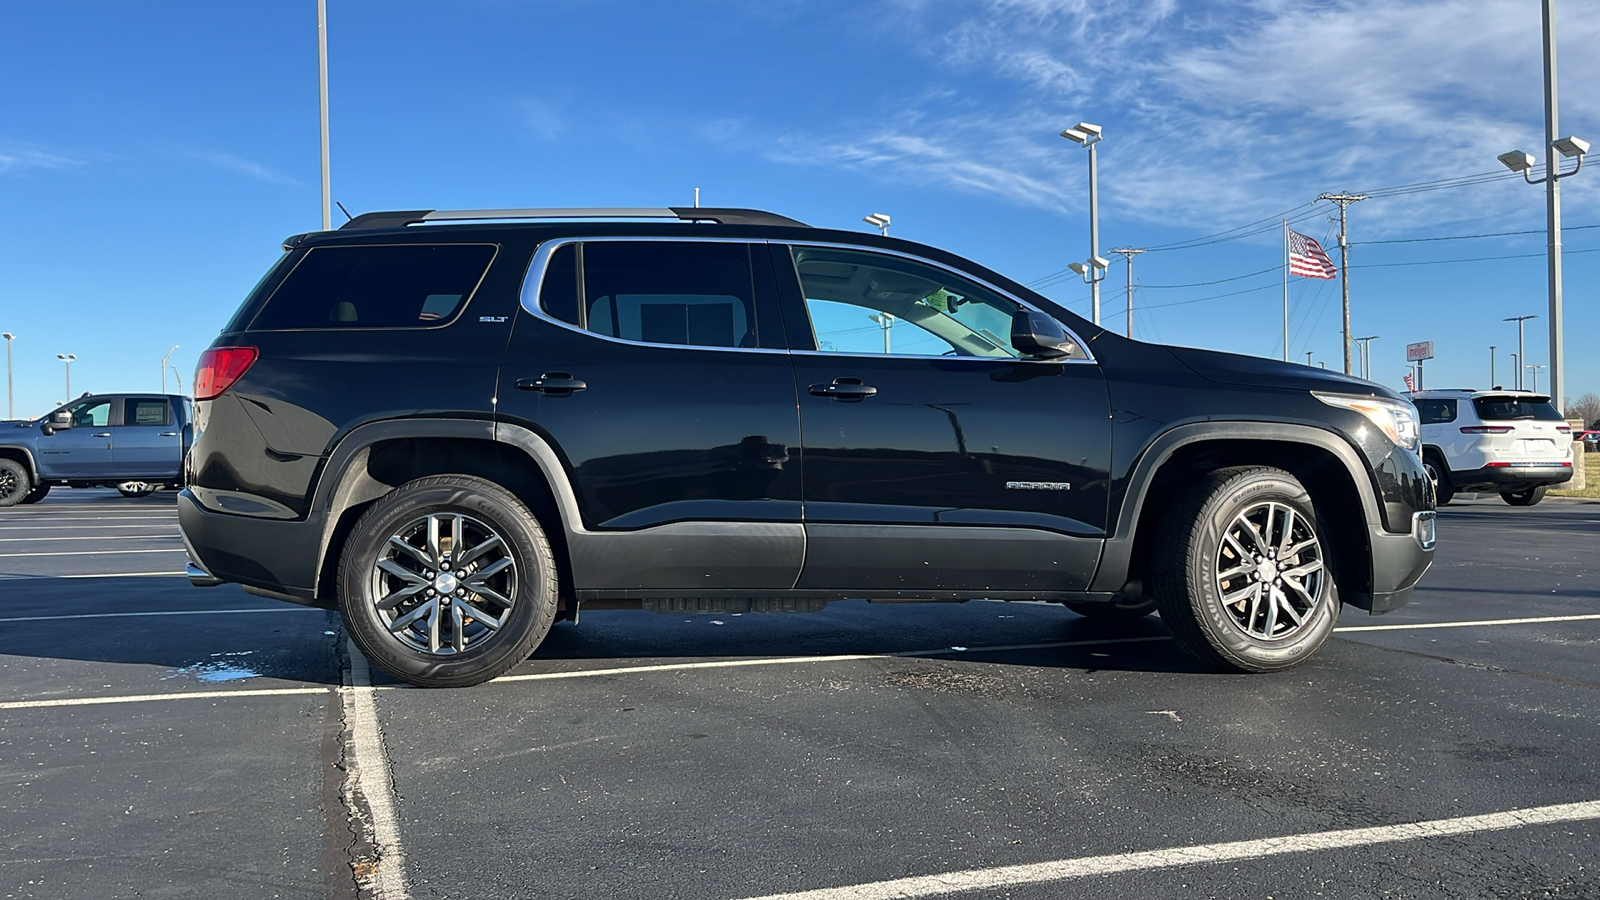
<box><xmin>808</xmin><ymin>378</ymin><xmax>877</xmax><ymax>401</ymax></box>
<box><xmin>92</xmin><ymin>432</ymin><xmax>112</xmax><ymax>438</ymax></box>
<box><xmin>515</xmin><ymin>373</ymin><xmax>588</xmax><ymax>395</ymax></box>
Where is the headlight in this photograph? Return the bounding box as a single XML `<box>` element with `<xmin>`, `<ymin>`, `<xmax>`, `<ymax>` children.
<box><xmin>1313</xmin><ymin>392</ymin><xmax>1420</xmax><ymax>451</ymax></box>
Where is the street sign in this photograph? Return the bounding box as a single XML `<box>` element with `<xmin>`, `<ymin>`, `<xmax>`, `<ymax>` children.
<box><xmin>1406</xmin><ymin>341</ymin><xmax>1434</xmax><ymax>362</ymax></box>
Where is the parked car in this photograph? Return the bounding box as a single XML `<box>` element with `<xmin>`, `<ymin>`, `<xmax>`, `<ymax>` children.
<box><xmin>0</xmin><ymin>393</ymin><xmax>192</xmax><ymax>506</ymax></box>
<box><xmin>1579</xmin><ymin>430</ymin><xmax>1600</xmax><ymax>453</ymax></box>
<box><xmin>1410</xmin><ymin>389</ymin><xmax>1574</xmax><ymax>505</ymax></box>
<box><xmin>178</xmin><ymin>206</ymin><xmax>1436</xmax><ymax>686</ymax></box>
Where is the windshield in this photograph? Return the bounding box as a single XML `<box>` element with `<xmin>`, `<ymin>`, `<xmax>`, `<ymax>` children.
<box><xmin>1473</xmin><ymin>397</ymin><xmax>1564</xmax><ymax>422</ymax></box>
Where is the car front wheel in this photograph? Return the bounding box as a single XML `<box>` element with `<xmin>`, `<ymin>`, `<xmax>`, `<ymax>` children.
<box><xmin>1152</xmin><ymin>466</ymin><xmax>1340</xmax><ymax>673</ymax></box>
<box><xmin>337</xmin><ymin>475</ymin><xmax>559</xmax><ymax>687</ymax></box>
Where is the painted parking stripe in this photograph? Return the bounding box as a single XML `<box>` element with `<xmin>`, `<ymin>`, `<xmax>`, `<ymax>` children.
<box><xmin>0</xmin><ymin>534</ymin><xmax>180</xmax><ymax>542</ymax></box>
<box><xmin>0</xmin><ymin>515</ymin><xmax>176</xmax><ymax>522</ymax></box>
<box><xmin>0</xmin><ymin>570</ymin><xmax>186</xmax><ymax>579</ymax></box>
<box><xmin>733</xmin><ymin>800</ymin><xmax>1600</xmax><ymax>900</ymax></box>
<box><xmin>1336</xmin><ymin>613</ymin><xmax>1600</xmax><ymax>632</ymax></box>
<box><xmin>0</xmin><ymin>607</ymin><xmax>318</xmax><ymax>624</ymax></box>
<box><xmin>0</xmin><ymin>687</ymin><xmax>329</xmax><ymax>710</ymax></box>
<box><xmin>341</xmin><ymin>640</ymin><xmax>412</xmax><ymax>899</ymax></box>
<box><xmin>0</xmin><ymin>548</ymin><xmax>186</xmax><ymax>557</ymax></box>
<box><xmin>0</xmin><ymin>524</ymin><xmax>180</xmax><ymax>531</ymax></box>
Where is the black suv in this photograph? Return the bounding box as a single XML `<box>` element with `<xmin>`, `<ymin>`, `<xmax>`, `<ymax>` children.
<box><xmin>180</xmin><ymin>207</ymin><xmax>1435</xmax><ymax>686</ymax></box>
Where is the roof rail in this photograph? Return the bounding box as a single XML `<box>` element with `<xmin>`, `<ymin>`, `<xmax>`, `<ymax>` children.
<box><xmin>339</xmin><ymin>207</ymin><xmax>809</xmax><ymax>230</ymax></box>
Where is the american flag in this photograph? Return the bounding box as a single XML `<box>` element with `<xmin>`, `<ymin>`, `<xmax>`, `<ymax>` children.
<box><xmin>1288</xmin><ymin>230</ymin><xmax>1338</xmax><ymax>279</ymax></box>
<box><xmin>1403</xmin><ymin>372</ymin><xmax>1415</xmax><ymax>391</ymax></box>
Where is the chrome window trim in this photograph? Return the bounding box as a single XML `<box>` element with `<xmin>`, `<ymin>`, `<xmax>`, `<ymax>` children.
<box><xmin>780</xmin><ymin>239</ymin><xmax>1095</xmax><ymax>365</ymax></box>
<box><xmin>518</xmin><ymin>236</ymin><xmax>788</xmax><ymax>355</ymax></box>
<box><xmin>517</xmin><ymin>235</ymin><xmax>1096</xmax><ymax>364</ymax></box>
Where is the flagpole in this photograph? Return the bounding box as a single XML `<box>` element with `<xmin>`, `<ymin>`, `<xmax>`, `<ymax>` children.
<box><xmin>1282</xmin><ymin>219</ymin><xmax>1289</xmax><ymax>362</ymax></box>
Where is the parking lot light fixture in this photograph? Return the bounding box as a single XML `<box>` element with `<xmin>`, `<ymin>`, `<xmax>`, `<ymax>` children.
<box><xmin>56</xmin><ymin>353</ymin><xmax>76</xmax><ymax>398</ymax></box>
<box><xmin>862</xmin><ymin>213</ymin><xmax>890</xmax><ymax>236</ymax></box>
<box><xmin>1061</xmin><ymin>123</ymin><xmax>1105</xmax><ymax>325</ymax></box>
<box><xmin>1354</xmin><ymin>335</ymin><xmax>1380</xmax><ymax>380</ymax></box>
<box><xmin>1504</xmin><ymin>315</ymin><xmax>1537</xmax><ymax>389</ymax></box>
<box><xmin>162</xmin><ymin>345</ymin><xmax>179</xmax><ymax>394</ymax></box>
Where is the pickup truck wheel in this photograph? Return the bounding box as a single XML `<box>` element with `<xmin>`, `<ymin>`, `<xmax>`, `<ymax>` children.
<box><xmin>1500</xmin><ymin>485</ymin><xmax>1547</xmax><ymax>506</ymax></box>
<box><xmin>336</xmin><ymin>475</ymin><xmax>558</xmax><ymax>688</ymax></box>
<box><xmin>117</xmin><ymin>482</ymin><xmax>159</xmax><ymax>498</ymax></box>
<box><xmin>0</xmin><ymin>459</ymin><xmax>30</xmax><ymax>507</ymax></box>
<box><xmin>1152</xmin><ymin>466</ymin><xmax>1340</xmax><ymax>673</ymax></box>
<box><xmin>20</xmin><ymin>484</ymin><xmax>50</xmax><ymax>504</ymax></box>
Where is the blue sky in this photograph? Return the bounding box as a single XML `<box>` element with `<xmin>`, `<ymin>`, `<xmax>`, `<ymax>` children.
<box><xmin>2</xmin><ymin>0</ymin><xmax>1597</xmax><ymax>418</ymax></box>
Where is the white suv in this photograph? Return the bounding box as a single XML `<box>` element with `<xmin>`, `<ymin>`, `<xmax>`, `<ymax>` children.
<box><xmin>1410</xmin><ymin>389</ymin><xmax>1574</xmax><ymax>506</ymax></box>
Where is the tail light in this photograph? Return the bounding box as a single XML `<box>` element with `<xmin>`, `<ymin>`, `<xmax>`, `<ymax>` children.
<box><xmin>1460</xmin><ymin>425</ymin><xmax>1513</xmax><ymax>434</ymax></box>
<box><xmin>1557</xmin><ymin>426</ymin><xmax>1572</xmax><ymax>434</ymax></box>
<box><xmin>194</xmin><ymin>347</ymin><xmax>259</xmax><ymax>400</ymax></box>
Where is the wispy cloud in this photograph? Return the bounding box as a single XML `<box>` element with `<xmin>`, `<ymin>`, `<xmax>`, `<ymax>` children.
<box><xmin>513</xmin><ymin>98</ymin><xmax>566</xmax><ymax>142</ymax></box>
<box><xmin>0</xmin><ymin>142</ymin><xmax>86</xmax><ymax>174</ymax></box>
<box><xmin>172</xmin><ymin>146</ymin><xmax>300</xmax><ymax>186</ymax></box>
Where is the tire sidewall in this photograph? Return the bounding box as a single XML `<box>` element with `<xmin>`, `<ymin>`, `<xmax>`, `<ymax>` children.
<box><xmin>0</xmin><ymin>459</ymin><xmax>30</xmax><ymax>507</ymax></box>
<box><xmin>1181</xmin><ymin>470</ymin><xmax>1340</xmax><ymax>671</ymax></box>
<box><xmin>338</xmin><ymin>479</ymin><xmax>556</xmax><ymax>687</ymax></box>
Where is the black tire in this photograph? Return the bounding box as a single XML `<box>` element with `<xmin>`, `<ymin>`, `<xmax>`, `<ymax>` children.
<box><xmin>1152</xmin><ymin>466</ymin><xmax>1341</xmax><ymax>673</ymax></box>
<box><xmin>1500</xmin><ymin>485</ymin><xmax>1548</xmax><ymax>506</ymax></box>
<box><xmin>0</xmin><ymin>459</ymin><xmax>30</xmax><ymax>507</ymax></box>
<box><xmin>117</xmin><ymin>482</ymin><xmax>160</xmax><ymax>498</ymax></box>
<box><xmin>337</xmin><ymin>474</ymin><xmax>558</xmax><ymax>687</ymax></box>
<box><xmin>1422</xmin><ymin>453</ymin><xmax>1453</xmax><ymax>506</ymax></box>
<box><xmin>1063</xmin><ymin>596</ymin><xmax>1159</xmax><ymax>620</ymax></box>
<box><xmin>20</xmin><ymin>484</ymin><xmax>50</xmax><ymax>504</ymax></box>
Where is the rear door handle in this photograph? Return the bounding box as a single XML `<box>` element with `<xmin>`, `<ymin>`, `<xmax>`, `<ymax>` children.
<box><xmin>515</xmin><ymin>373</ymin><xmax>587</xmax><ymax>395</ymax></box>
<box><xmin>92</xmin><ymin>432</ymin><xmax>112</xmax><ymax>438</ymax></box>
<box><xmin>159</xmin><ymin>432</ymin><xmax>179</xmax><ymax>437</ymax></box>
<box><xmin>808</xmin><ymin>378</ymin><xmax>877</xmax><ymax>401</ymax></box>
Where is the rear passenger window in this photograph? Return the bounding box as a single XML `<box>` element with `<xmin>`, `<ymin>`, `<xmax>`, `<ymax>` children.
<box><xmin>539</xmin><ymin>241</ymin><xmax>758</xmax><ymax>349</ymax></box>
<box><xmin>1415</xmin><ymin>399</ymin><xmax>1456</xmax><ymax>424</ymax></box>
<box><xmin>125</xmin><ymin>399</ymin><xmax>171</xmax><ymax>427</ymax></box>
<box><xmin>250</xmin><ymin>244</ymin><xmax>496</xmax><ymax>330</ymax></box>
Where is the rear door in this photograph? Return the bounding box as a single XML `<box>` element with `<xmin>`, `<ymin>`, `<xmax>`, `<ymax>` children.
<box><xmin>112</xmin><ymin>397</ymin><xmax>183</xmax><ymax>478</ymax></box>
<box><xmin>497</xmin><ymin>238</ymin><xmax>804</xmax><ymax>593</ymax></box>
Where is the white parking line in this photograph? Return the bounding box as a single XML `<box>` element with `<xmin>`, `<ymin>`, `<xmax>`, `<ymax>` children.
<box><xmin>733</xmin><ymin>800</ymin><xmax>1600</xmax><ymax>900</ymax></box>
<box><xmin>0</xmin><ymin>524</ymin><xmax>180</xmax><ymax>531</ymax></box>
<box><xmin>0</xmin><ymin>548</ymin><xmax>186</xmax><ymax>557</ymax></box>
<box><xmin>341</xmin><ymin>640</ymin><xmax>412</xmax><ymax>899</ymax></box>
<box><xmin>0</xmin><ymin>687</ymin><xmax>329</xmax><ymax>710</ymax></box>
<box><xmin>0</xmin><ymin>571</ymin><xmax>186</xmax><ymax>578</ymax></box>
<box><xmin>0</xmin><ymin>516</ymin><xmax>176</xmax><ymax>522</ymax></box>
<box><xmin>0</xmin><ymin>607</ymin><xmax>317</xmax><ymax>624</ymax></box>
<box><xmin>0</xmin><ymin>534</ymin><xmax>180</xmax><ymax>542</ymax></box>
<box><xmin>1337</xmin><ymin>613</ymin><xmax>1600</xmax><ymax>632</ymax></box>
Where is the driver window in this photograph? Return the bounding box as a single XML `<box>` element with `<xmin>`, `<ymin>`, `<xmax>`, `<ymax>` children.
<box><xmin>69</xmin><ymin>400</ymin><xmax>112</xmax><ymax>427</ymax></box>
<box><xmin>789</xmin><ymin>247</ymin><xmax>1023</xmax><ymax>358</ymax></box>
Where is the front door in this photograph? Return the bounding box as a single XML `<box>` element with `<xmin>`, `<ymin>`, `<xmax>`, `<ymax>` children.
<box><xmin>39</xmin><ymin>397</ymin><xmax>117</xmax><ymax>478</ymax></box>
<box><xmin>498</xmin><ymin>238</ymin><xmax>804</xmax><ymax>593</ymax></box>
<box><xmin>773</xmin><ymin>244</ymin><xmax>1112</xmax><ymax>594</ymax></box>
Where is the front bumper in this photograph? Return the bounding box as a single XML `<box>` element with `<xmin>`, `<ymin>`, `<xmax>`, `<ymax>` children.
<box><xmin>1365</xmin><ymin>510</ymin><xmax>1436</xmax><ymax>613</ymax></box>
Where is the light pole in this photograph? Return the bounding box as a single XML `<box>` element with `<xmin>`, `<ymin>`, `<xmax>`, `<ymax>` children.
<box><xmin>318</xmin><ymin>0</ymin><xmax>332</xmax><ymax>231</ymax></box>
<box><xmin>2</xmin><ymin>332</ymin><xmax>13</xmax><ymax>420</ymax></box>
<box><xmin>862</xmin><ymin>213</ymin><xmax>890</xmax><ymax>236</ymax></box>
<box><xmin>56</xmin><ymin>353</ymin><xmax>76</xmax><ymax>398</ymax></box>
<box><xmin>1489</xmin><ymin>345</ymin><xmax>1497</xmax><ymax>388</ymax></box>
<box><xmin>161</xmin><ymin>344</ymin><xmax>179</xmax><ymax>393</ymax></box>
<box><xmin>1495</xmin><ymin>0</ymin><xmax>1589</xmax><ymax>415</ymax></box>
<box><xmin>1512</xmin><ymin>352</ymin><xmax>1520</xmax><ymax>390</ymax></box>
<box><xmin>1060</xmin><ymin>123</ymin><xmax>1108</xmax><ymax>325</ymax></box>
<box><xmin>867</xmin><ymin>313</ymin><xmax>894</xmax><ymax>353</ymax></box>
<box><xmin>1354</xmin><ymin>335</ymin><xmax>1380</xmax><ymax>380</ymax></box>
<box><xmin>1504</xmin><ymin>315</ymin><xmax>1537</xmax><ymax>389</ymax></box>
<box><xmin>1526</xmin><ymin>364</ymin><xmax>1546</xmax><ymax>393</ymax></box>
<box><xmin>1305</xmin><ymin>351</ymin><xmax>1314</xmax><ymax>367</ymax></box>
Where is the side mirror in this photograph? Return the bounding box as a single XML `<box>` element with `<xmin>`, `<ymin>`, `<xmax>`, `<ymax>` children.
<box><xmin>1011</xmin><ymin>310</ymin><xmax>1076</xmax><ymax>359</ymax></box>
<box><xmin>50</xmin><ymin>410</ymin><xmax>74</xmax><ymax>429</ymax></box>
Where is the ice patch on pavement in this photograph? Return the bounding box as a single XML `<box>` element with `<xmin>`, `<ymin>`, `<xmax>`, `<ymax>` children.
<box><xmin>163</xmin><ymin>650</ymin><xmax>262</xmax><ymax>682</ymax></box>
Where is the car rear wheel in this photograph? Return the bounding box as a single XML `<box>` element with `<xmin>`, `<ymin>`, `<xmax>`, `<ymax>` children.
<box><xmin>0</xmin><ymin>459</ymin><xmax>31</xmax><ymax>508</ymax></box>
<box><xmin>1422</xmin><ymin>453</ymin><xmax>1453</xmax><ymax>506</ymax></box>
<box><xmin>117</xmin><ymin>482</ymin><xmax>160</xmax><ymax>498</ymax></box>
<box><xmin>337</xmin><ymin>474</ymin><xmax>558</xmax><ymax>687</ymax></box>
<box><xmin>1500</xmin><ymin>485</ymin><xmax>1548</xmax><ymax>506</ymax></box>
<box><xmin>1152</xmin><ymin>466</ymin><xmax>1340</xmax><ymax>673</ymax></box>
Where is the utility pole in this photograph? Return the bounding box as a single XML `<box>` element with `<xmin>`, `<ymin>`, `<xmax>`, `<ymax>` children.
<box><xmin>1108</xmin><ymin>248</ymin><xmax>1144</xmax><ymax>338</ymax></box>
<box><xmin>1319</xmin><ymin>193</ymin><xmax>1367</xmax><ymax>376</ymax></box>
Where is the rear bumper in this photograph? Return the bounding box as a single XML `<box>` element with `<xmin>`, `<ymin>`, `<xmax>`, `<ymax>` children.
<box><xmin>177</xmin><ymin>488</ymin><xmax>331</xmax><ymax>608</ymax></box>
<box><xmin>1449</xmin><ymin>462</ymin><xmax>1573</xmax><ymax>491</ymax></box>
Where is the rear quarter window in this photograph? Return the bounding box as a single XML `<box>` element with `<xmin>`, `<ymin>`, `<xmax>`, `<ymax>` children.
<box><xmin>248</xmin><ymin>244</ymin><xmax>496</xmax><ymax>330</ymax></box>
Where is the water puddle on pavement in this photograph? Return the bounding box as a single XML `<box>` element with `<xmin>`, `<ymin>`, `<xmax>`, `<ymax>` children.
<box><xmin>163</xmin><ymin>651</ymin><xmax>263</xmax><ymax>683</ymax></box>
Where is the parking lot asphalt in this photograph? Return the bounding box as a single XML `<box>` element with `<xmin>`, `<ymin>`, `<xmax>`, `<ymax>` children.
<box><xmin>2</xmin><ymin>489</ymin><xmax>1598</xmax><ymax>899</ymax></box>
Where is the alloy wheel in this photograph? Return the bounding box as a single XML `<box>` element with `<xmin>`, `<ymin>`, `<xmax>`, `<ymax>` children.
<box><xmin>1213</xmin><ymin>500</ymin><xmax>1326</xmax><ymax>641</ymax></box>
<box><xmin>368</xmin><ymin>512</ymin><xmax>518</xmax><ymax>655</ymax></box>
